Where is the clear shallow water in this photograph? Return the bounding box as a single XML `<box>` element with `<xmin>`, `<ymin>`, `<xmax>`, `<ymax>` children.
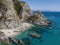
<box><xmin>0</xmin><ymin>12</ymin><xmax>60</xmax><ymax>45</ymax></box>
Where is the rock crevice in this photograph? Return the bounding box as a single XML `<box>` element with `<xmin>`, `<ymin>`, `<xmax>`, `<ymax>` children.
<box><xmin>0</xmin><ymin>0</ymin><xmax>51</xmax><ymax>45</ymax></box>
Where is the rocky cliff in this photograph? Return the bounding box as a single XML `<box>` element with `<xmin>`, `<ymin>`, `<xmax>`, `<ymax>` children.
<box><xmin>17</xmin><ymin>1</ymin><xmax>50</xmax><ymax>26</ymax></box>
<box><xmin>0</xmin><ymin>0</ymin><xmax>51</xmax><ymax>45</ymax></box>
<box><xmin>0</xmin><ymin>0</ymin><xmax>50</xmax><ymax>29</ymax></box>
<box><xmin>0</xmin><ymin>0</ymin><xmax>21</xmax><ymax>29</ymax></box>
<box><xmin>0</xmin><ymin>31</ymin><xmax>9</xmax><ymax>45</ymax></box>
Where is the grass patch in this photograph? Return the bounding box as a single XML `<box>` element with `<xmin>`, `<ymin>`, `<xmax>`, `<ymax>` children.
<box><xmin>13</xmin><ymin>0</ymin><xmax>20</xmax><ymax>15</ymax></box>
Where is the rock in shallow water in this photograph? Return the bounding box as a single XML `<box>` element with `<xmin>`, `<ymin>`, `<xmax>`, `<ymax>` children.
<box><xmin>0</xmin><ymin>31</ymin><xmax>9</xmax><ymax>45</ymax></box>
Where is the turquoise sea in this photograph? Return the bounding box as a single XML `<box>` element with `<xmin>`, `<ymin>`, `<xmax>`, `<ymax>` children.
<box><xmin>0</xmin><ymin>12</ymin><xmax>60</xmax><ymax>45</ymax></box>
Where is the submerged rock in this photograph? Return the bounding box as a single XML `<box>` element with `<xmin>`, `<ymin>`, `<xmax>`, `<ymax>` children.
<box><xmin>28</xmin><ymin>32</ymin><xmax>41</xmax><ymax>38</ymax></box>
<box><xmin>19</xmin><ymin>40</ymin><xmax>25</xmax><ymax>45</ymax></box>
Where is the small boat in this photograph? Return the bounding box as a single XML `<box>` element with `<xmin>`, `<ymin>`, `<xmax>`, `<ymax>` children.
<box><xmin>28</xmin><ymin>32</ymin><xmax>41</xmax><ymax>38</ymax></box>
<box><xmin>18</xmin><ymin>40</ymin><xmax>25</xmax><ymax>45</ymax></box>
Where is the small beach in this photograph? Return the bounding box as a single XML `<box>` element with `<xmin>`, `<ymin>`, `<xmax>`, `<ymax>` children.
<box><xmin>0</xmin><ymin>23</ymin><xmax>33</xmax><ymax>37</ymax></box>
<box><xmin>0</xmin><ymin>30</ymin><xmax>20</xmax><ymax>37</ymax></box>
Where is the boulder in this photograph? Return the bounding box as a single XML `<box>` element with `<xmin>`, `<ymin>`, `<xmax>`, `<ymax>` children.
<box><xmin>0</xmin><ymin>31</ymin><xmax>9</xmax><ymax>45</ymax></box>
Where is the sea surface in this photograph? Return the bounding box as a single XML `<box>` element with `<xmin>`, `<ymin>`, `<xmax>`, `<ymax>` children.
<box><xmin>0</xmin><ymin>12</ymin><xmax>60</xmax><ymax>45</ymax></box>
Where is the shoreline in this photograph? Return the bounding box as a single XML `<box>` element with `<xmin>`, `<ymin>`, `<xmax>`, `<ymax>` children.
<box><xmin>0</xmin><ymin>23</ymin><xmax>33</xmax><ymax>37</ymax></box>
<box><xmin>0</xmin><ymin>30</ymin><xmax>20</xmax><ymax>37</ymax></box>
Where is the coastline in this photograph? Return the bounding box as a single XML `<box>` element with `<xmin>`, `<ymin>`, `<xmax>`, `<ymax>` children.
<box><xmin>0</xmin><ymin>23</ymin><xmax>33</xmax><ymax>37</ymax></box>
<box><xmin>0</xmin><ymin>0</ymin><xmax>52</xmax><ymax>45</ymax></box>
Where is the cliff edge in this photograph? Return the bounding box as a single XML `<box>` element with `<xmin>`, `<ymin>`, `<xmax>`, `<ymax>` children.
<box><xmin>0</xmin><ymin>0</ymin><xmax>51</xmax><ymax>45</ymax></box>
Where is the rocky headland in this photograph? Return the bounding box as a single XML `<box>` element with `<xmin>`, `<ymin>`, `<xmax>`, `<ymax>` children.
<box><xmin>0</xmin><ymin>0</ymin><xmax>51</xmax><ymax>45</ymax></box>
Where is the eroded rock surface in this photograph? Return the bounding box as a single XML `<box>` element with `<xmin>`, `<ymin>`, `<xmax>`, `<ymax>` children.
<box><xmin>18</xmin><ymin>1</ymin><xmax>33</xmax><ymax>22</ymax></box>
<box><xmin>0</xmin><ymin>31</ymin><xmax>9</xmax><ymax>45</ymax></box>
<box><xmin>18</xmin><ymin>1</ymin><xmax>50</xmax><ymax>26</ymax></box>
<box><xmin>0</xmin><ymin>0</ymin><xmax>51</xmax><ymax>44</ymax></box>
<box><xmin>0</xmin><ymin>0</ymin><xmax>21</xmax><ymax>29</ymax></box>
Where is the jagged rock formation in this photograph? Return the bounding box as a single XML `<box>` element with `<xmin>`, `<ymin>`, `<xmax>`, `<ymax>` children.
<box><xmin>0</xmin><ymin>0</ymin><xmax>21</xmax><ymax>29</ymax></box>
<box><xmin>0</xmin><ymin>31</ymin><xmax>9</xmax><ymax>45</ymax></box>
<box><xmin>18</xmin><ymin>1</ymin><xmax>33</xmax><ymax>22</ymax></box>
<box><xmin>18</xmin><ymin>1</ymin><xmax>49</xmax><ymax>26</ymax></box>
<box><xmin>0</xmin><ymin>0</ymin><xmax>51</xmax><ymax>45</ymax></box>
<box><xmin>0</xmin><ymin>0</ymin><xmax>50</xmax><ymax>29</ymax></box>
<box><xmin>32</xmin><ymin>11</ymin><xmax>48</xmax><ymax>25</ymax></box>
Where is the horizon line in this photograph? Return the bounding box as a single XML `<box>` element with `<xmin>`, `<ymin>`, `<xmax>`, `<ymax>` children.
<box><xmin>32</xmin><ymin>10</ymin><xmax>60</xmax><ymax>12</ymax></box>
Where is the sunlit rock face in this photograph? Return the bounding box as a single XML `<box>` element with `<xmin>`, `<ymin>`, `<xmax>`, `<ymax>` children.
<box><xmin>0</xmin><ymin>0</ymin><xmax>21</xmax><ymax>29</ymax></box>
<box><xmin>0</xmin><ymin>0</ymin><xmax>51</xmax><ymax>29</ymax></box>
<box><xmin>18</xmin><ymin>1</ymin><xmax>33</xmax><ymax>22</ymax></box>
<box><xmin>0</xmin><ymin>0</ymin><xmax>51</xmax><ymax>44</ymax></box>
<box><xmin>0</xmin><ymin>31</ymin><xmax>9</xmax><ymax>45</ymax></box>
<box><xmin>18</xmin><ymin>1</ymin><xmax>50</xmax><ymax>26</ymax></box>
<box><xmin>32</xmin><ymin>11</ymin><xmax>52</xmax><ymax>26</ymax></box>
<box><xmin>32</xmin><ymin>11</ymin><xmax>48</xmax><ymax>26</ymax></box>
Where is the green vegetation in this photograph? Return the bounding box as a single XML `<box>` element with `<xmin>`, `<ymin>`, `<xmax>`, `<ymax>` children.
<box><xmin>13</xmin><ymin>0</ymin><xmax>20</xmax><ymax>15</ymax></box>
<box><xmin>13</xmin><ymin>0</ymin><xmax>23</xmax><ymax>19</ymax></box>
<box><xmin>0</xmin><ymin>0</ymin><xmax>3</xmax><ymax>3</ymax></box>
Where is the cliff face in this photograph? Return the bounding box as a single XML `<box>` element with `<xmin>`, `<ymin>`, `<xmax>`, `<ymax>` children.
<box><xmin>18</xmin><ymin>1</ymin><xmax>49</xmax><ymax>26</ymax></box>
<box><xmin>0</xmin><ymin>31</ymin><xmax>9</xmax><ymax>45</ymax></box>
<box><xmin>0</xmin><ymin>0</ymin><xmax>50</xmax><ymax>29</ymax></box>
<box><xmin>0</xmin><ymin>0</ymin><xmax>21</xmax><ymax>29</ymax></box>
<box><xmin>0</xmin><ymin>0</ymin><xmax>51</xmax><ymax>44</ymax></box>
<box><xmin>32</xmin><ymin>11</ymin><xmax>48</xmax><ymax>25</ymax></box>
<box><xmin>18</xmin><ymin>1</ymin><xmax>33</xmax><ymax>22</ymax></box>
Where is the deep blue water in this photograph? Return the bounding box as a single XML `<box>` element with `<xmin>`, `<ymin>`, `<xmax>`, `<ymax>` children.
<box><xmin>0</xmin><ymin>12</ymin><xmax>60</xmax><ymax>45</ymax></box>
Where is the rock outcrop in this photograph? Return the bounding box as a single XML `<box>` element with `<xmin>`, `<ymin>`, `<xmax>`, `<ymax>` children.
<box><xmin>32</xmin><ymin>11</ymin><xmax>48</xmax><ymax>26</ymax></box>
<box><xmin>18</xmin><ymin>1</ymin><xmax>50</xmax><ymax>26</ymax></box>
<box><xmin>0</xmin><ymin>0</ymin><xmax>21</xmax><ymax>29</ymax></box>
<box><xmin>18</xmin><ymin>1</ymin><xmax>33</xmax><ymax>22</ymax></box>
<box><xmin>0</xmin><ymin>31</ymin><xmax>9</xmax><ymax>45</ymax></box>
<box><xmin>0</xmin><ymin>0</ymin><xmax>50</xmax><ymax>29</ymax></box>
<box><xmin>0</xmin><ymin>0</ymin><xmax>51</xmax><ymax>45</ymax></box>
